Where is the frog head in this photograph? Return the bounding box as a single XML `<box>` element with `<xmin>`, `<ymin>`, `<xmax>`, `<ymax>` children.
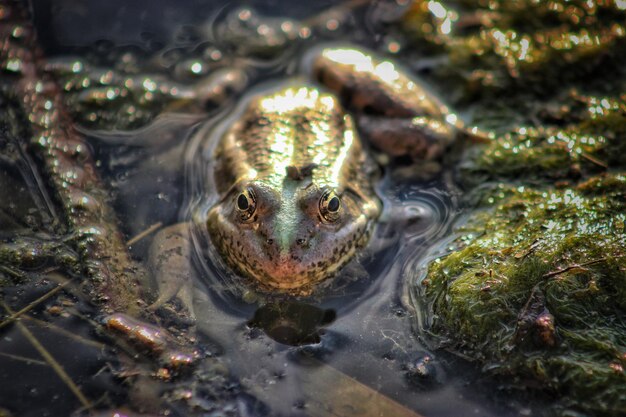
<box><xmin>206</xmin><ymin>173</ymin><xmax>378</xmax><ymax>293</ymax></box>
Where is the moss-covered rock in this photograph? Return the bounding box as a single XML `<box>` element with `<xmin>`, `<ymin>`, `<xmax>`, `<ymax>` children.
<box><xmin>400</xmin><ymin>0</ymin><xmax>626</xmax><ymax>96</ymax></box>
<box><xmin>461</xmin><ymin>95</ymin><xmax>626</xmax><ymax>184</ymax></box>
<box><xmin>419</xmin><ymin>175</ymin><xmax>626</xmax><ymax>416</ymax></box>
<box><xmin>405</xmin><ymin>4</ymin><xmax>626</xmax><ymax>414</ymax></box>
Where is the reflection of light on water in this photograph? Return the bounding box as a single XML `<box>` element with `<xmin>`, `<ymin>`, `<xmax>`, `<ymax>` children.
<box><xmin>190</xmin><ymin>62</ymin><xmax>203</xmax><ymax>74</ymax></box>
<box><xmin>387</xmin><ymin>185</ymin><xmax>457</xmax><ymax>333</ymax></box>
<box><xmin>518</xmin><ymin>38</ymin><xmax>530</xmax><ymax>60</ymax></box>
<box><xmin>427</xmin><ymin>1</ymin><xmax>446</xmax><ymax>19</ymax></box>
<box><xmin>427</xmin><ymin>0</ymin><xmax>457</xmax><ymax>36</ymax></box>
<box><xmin>322</xmin><ymin>48</ymin><xmax>403</xmax><ymax>84</ymax></box>
<box><xmin>142</xmin><ymin>78</ymin><xmax>157</xmax><ymax>92</ymax></box>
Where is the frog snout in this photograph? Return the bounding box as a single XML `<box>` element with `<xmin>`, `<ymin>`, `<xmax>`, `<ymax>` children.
<box><xmin>264</xmin><ymin>220</ymin><xmax>311</xmax><ymax>251</ymax></box>
<box><xmin>261</xmin><ymin>228</ymin><xmax>315</xmax><ymax>271</ymax></box>
<box><xmin>267</xmin><ymin>233</ymin><xmax>312</xmax><ymax>258</ymax></box>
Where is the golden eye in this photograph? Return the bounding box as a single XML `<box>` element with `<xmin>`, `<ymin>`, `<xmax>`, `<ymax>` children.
<box><xmin>319</xmin><ymin>190</ymin><xmax>341</xmax><ymax>222</ymax></box>
<box><xmin>236</xmin><ymin>188</ymin><xmax>256</xmax><ymax>221</ymax></box>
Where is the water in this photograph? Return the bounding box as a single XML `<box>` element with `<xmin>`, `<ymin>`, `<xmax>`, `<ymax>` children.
<box><xmin>104</xmin><ymin>76</ymin><xmax>506</xmax><ymax>417</ymax></box>
<box><xmin>182</xmin><ymin>130</ymin><xmax>482</xmax><ymax>416</ymax></box>
<box><xmin>1</xmin><ymin>1</ymin><xmax>528</xmax><ymax>416</ymax></box>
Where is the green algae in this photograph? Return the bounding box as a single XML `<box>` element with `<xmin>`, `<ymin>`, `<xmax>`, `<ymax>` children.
<box><xmin>402</xmin><ymin>3</ymin><xmax>626</xmax><ymax>414</ymax></box>
<box><xmin>420</xmin><ymin>177</ymin><xmax>626</xmax><ymax>416</ymax></box>
<box><xmin>417</xmin><ymin>86</ymin><xmax>626</xmax><ymax>416</ymax></box>
<box><xmin>400</xmin><ymin>0</ymin><xmax>626</xmax><ymax>95</ymax></box>
<box><xmin>461</xmin><ymin>94</ymin><xmax>626</xmax><ymax>184</ymax></box>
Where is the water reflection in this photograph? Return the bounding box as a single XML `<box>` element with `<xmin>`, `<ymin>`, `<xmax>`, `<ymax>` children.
<box><xmin>249</xmin><ymin>301</ymin><xmax>336</xmax><ymax>346</ymax></box>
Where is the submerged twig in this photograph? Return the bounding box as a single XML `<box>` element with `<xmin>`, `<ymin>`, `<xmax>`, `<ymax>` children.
<box><xmin>23</xmin><ymin>316</ymin><xmax>105</xmax><ymax>349</ymax></box>
<box><xmin>127</xmin><ymin>222</ymin><xmax>163</xmax><ymax>246</ymax></box>
<box><xmin>0</xmin><ymin>351</ymin><xmax>48</xmax><ymax>366</ymax></box>
<box><xmin>0</xmin><ymin>278</ymin><xmax>72</xmax><ymax>330</ymax></box>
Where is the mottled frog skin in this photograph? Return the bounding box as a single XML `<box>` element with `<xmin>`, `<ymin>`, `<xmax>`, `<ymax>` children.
<box><xmin>150</xmin><ymin>46</ymin><xmax>458</xmax><ymax>312</ymax></box>
<box><xmin>207</xmin><ymin>86</ymin><xmax>380</xmax><ymax>292</ymax></box>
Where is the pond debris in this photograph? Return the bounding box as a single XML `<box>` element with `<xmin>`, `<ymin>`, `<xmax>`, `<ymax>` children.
<box><xmin>400</xmin><ymin>0</ymin><xmax>626</xmax><ymax>89</ymax></box>
<box><xmin>291</xmin><ymin>356</ymin><xmax>428</xmax><ymax>417</ymax></box>
<box><xmin>104</xmin><ymin>313</ymin><xmax>200</xmax><ymax>374</ymax></box>
<box><xmin>0</xmin><ymin>3</ymin><xmax>248</xmax><ymax>415</ymax></box>
<box><xmin>461</xmin><ymin>92</ymin><xmax>626</xmax><ymax>183</ymax></box>
<box><xmin>23</xmin><ymin>315</ymin><xmax>105</xmax><ymax>349</ymax></box>
<box><xmin>0</xmin><ymin>274</ymin><xmax>72</xmax><ymax>330</ymax></box>
<box><xmin>42</xmin><ymin>1</ymin><xmax>377</xmax><ymax>131</ymax></box>
<box><xmin>0</xmin><ymin>0</ymin><xmax>144</xmax><ymax>314</ymax></box>
<box><xmin>397</xmin><ymin>4</ymin><xmax>626</xmax><ymax>414</ymax></box>
<box><xmin>541</xmin><ymin>257</ymin><xmax>612</xmax><ymax>279</ymax></box>
<box><xmin>127</xmin><ymin>221</ymin><xmax>163</xmax><ymax>246</ymax></box>
<box><xmin>48</xmin><ymin>61</ymin><xmax>249</xmax><ymax>130</ymax></box>
<box><xmin>0</xmin><ymin>351</ymin><xmax>48</xmax><ymax>366</ymax></box>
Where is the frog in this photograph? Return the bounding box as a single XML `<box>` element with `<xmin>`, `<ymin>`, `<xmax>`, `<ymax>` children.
<box><xmin>148</xmin><ymin>45</ymin><xmax>461</xmax><ymax>317</ymax></box>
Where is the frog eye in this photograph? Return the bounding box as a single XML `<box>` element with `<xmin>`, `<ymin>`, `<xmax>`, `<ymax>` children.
<box><xmin>236</xmin><ymin>188</ymin><xmax>256</xmax><ymax>221</ymax></box>
<box><xmin>319</xmin><ymin>190</ymin><xmax>341</xmax><ymax>222</ymax></box>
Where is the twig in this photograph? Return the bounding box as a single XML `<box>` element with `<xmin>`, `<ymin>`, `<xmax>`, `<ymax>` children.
<box><xmin>0</xmin><ymin>265</ymin><xmax>25</xmax><ymax>280</ymax></box>
<box><xmin>0</xmin><ymin>278</ymin><xmax>73</xmax><ymax>330</ymax></box>
<box><xmin>23</xmin><ymin>316</ymin><xmax>105</xmax><ymax>349</ymax></box>
<box><xmin>0</xmin><ymin>300</ymin><xmax>92</xmax><ymax>409</ymax></box>
<box><xmin>127</xmin><ymin>222</ymin><xmax>163</xmax><ymax>246</ymax></box>
<box><xmin>580</xmin><ymin>152</ymin><xmax>608</xmax><ymax>169</ymax></box>
<box><xmin>0</xmin><ymin>351</ymin><xmax>48</xmax><ymax>366</ymax></box>
<box><xmin>542</xmin><ymin>258</ymin><xmax>608</xmax><ymax>279</ymax></box>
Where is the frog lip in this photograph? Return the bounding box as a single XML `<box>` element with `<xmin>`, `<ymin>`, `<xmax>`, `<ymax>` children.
<box><xmin>249</xmin><ymin>254</ymin><xmax>329</xmax><ymax>289</ymax></box>
<box><xmin>265</xmin><ymin>257</ymin><xmax>311</xmax><ymax>281</ymax></box>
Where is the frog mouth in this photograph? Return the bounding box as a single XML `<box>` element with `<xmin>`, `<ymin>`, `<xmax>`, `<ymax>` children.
<box><xmin>242</xmin><ymin>258</ymin><xmax>337</xmax><ymax>291</ymax></box>
<box><xmin>235</xmin><ymin>242</ymin><xmax>360</xmax><ymax>293</ymax></box>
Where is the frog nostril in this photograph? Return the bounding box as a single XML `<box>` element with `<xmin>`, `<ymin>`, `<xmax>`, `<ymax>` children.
<box><xmin>266</xmin><ymin>238</ymin><xmax>274</xmax><ymax>245</ymax></box>
<box><xmin>296</xmin><ymin>238</ymin><xmax>307</xmax><ymax>246</ymax></box>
